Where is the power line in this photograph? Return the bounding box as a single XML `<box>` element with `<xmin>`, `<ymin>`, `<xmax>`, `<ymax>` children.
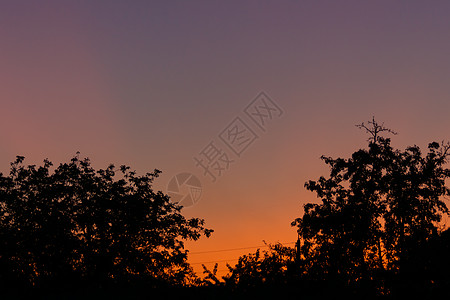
<box><xmin>190</xmin><ymin>258</ymin><xmax>239</xmax><ymax>265</ymax></box>
<box><xmin>189</xmin><ymin>242</ymin><xmax>295</xmax><ymax>255</ymax></box>
<box><xmin>188</xmin><ymin>242</ymin><xmax>297</xmax><ymax>266</ymax></box>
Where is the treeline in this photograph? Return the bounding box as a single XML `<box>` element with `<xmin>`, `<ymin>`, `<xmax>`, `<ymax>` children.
<box><xmin>2</xmin><ymin>119</ymin><xmax>450</xmax><ymax>299</ymax></box>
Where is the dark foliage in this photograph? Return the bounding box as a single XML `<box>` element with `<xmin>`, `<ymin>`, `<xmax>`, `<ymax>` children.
<box><xmin>202</xmin><ymin>119</ymin><xmax>450</xmax><ymax>298</ymax></box>
<box><xmin>0</xmin><ymin>153</ymin><xmax>212</xmax><ymax>293</ymax></box>
<box><xmin>3</xmin><ymin>119</ymin><xmax>450</xmax><ymax>299</ymax></box>
<box><xmin>291</xmin><ymin>118</ymin><xmax>450</xmax><ymax>296</ymax></box>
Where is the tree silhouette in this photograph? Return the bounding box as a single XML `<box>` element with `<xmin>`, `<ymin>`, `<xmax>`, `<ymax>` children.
<box><xmin>292</xmin><ymin>118</ymin><xmax>450</xmax><ymax>294</ymax></box>
<box><xmin>0</xmin><ymin>154</ymin><xmax>212</xmax><ymax>291</ymax></box>
<box><xmin>195</xmin><ymin>118</ymin><xmax>450</xmax><ymax>298</ymax></box>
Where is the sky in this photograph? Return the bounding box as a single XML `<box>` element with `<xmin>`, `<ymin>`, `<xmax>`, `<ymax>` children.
<box><xmin>2</xmin><ymin>0</ymin><xmax>450</xmax><ymax>276</ymax></box>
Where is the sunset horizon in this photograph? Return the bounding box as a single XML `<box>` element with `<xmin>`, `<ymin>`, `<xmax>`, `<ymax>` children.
<box><xmin>2</xmin><ymin>1</ymin><xmax>450</xmax><ymax>298</ymax></box>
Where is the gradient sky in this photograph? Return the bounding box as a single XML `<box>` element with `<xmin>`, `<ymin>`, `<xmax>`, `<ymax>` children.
<box><xmin>2</xmin><ymin>0</ymin><xmax>450</xmax><ymax>276</ymax></box>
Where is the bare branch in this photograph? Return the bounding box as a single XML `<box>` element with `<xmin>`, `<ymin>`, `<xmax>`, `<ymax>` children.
<box><xmin>356</xmin><ymin>116</ymin><xmax>397</xmax><ymax>143</ymax></box>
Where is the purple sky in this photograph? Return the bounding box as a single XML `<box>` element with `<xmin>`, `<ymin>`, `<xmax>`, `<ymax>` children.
<box><xmin>2</xmin><ymin>0</ymin><xmax>450</xmax><ymax>275</ymax></box>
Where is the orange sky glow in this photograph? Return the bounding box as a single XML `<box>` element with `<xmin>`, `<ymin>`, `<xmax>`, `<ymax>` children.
<box><xmin>2</xmin><ymin>1</ymin><xmax>450</xmax><ymax>278</ymax></box>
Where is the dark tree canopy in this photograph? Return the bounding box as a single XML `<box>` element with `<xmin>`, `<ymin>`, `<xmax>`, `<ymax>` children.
<box><xmin>292</xmin><ymin>119</ymin><xmax>450</xmax><ymax>292</ymax></box>
<box><xmin>0</xmin><ymin>154</ymin><xmax>212</xmax><ymax>290</ymax></box>
<box><xmin>196</xmin><ymin>119</ymin><xmax>450</xmax><ymax>298</ymax></box>
<box><xmin>3</xmin><ymin>120</ymin><xmax>450</xmax><ymax>298</ymax></box>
